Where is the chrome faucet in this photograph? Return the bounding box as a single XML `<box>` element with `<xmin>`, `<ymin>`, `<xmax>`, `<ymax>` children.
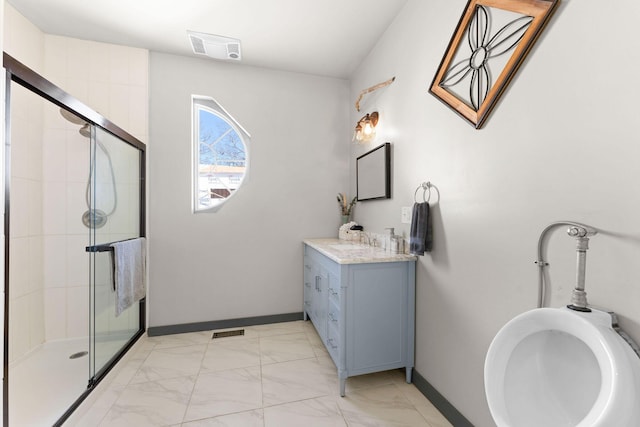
<box><xmin>360</xmin><ymin>232</ymin><xmax>377</xmax><ymax>247</ymax></box>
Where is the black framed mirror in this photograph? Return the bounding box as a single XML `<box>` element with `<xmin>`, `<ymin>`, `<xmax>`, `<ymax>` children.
<box><xmin>356</xmin><ymin>142</ymin><xmax>391</xmax><ymax>201</ymax></box>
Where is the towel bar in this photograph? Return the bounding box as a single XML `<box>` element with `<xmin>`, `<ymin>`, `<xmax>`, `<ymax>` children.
<box><xmin>414</xmin><ymin>182</ymin><xmax>432</xmax><ymax>203</ymax></box>
<box><xmin>85</xmin><ymin>237</ymin><xmax>140</xmax><ymax>253</ymax></box>
<box><xmin>413</xmin><ymin>182</ymin><xmax>440</xmax><ymax>204</ymax></box>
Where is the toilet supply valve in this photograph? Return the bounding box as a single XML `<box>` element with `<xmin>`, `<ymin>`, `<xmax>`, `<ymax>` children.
<box><xmin>567</xmin><ymin>226</ymin><xmax>597</xmax><ymax>238</ymax></box>
<box><xmin>536</xmin><ymin>221</ymin><xmax>599</xmax><ymax>309</ymax></box>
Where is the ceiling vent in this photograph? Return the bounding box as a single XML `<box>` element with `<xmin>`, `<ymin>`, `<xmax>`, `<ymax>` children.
<box><xmin>187</xmin><ymin>31</ymin><xmax>242</xmax><ymax>61</ymax></box>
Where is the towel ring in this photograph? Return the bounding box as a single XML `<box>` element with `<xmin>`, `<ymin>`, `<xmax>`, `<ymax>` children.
<box><xmin>414</xmin><ymin>182</ymin><xmax>432</xmax><ymax>203</ymax></box>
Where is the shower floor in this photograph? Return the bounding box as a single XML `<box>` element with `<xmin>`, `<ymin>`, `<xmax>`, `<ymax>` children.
<box><xmin>9</xmin><ymin>336</ymin><xmax>130</xmax><ymax>426</ymax></box>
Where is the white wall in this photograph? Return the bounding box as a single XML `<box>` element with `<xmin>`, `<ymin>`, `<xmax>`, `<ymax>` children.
<box><xmin>148</xmin><ymin>52</ymin><xmax>350</xmax><ymax>327</ymax></box>
<box><xmin>3</xmin><ymin>3</ymin><xmax>43</xmax><ymax>73</ymax></box>
<box><xmin>349</xmin><ymin>0</ymin><xmax>640</xmax><ymax>425</ymax></box>
<box><xmin>4</xmin><ymin>3</ymin><xmax>45</xmax><ymax>363</ymax></box>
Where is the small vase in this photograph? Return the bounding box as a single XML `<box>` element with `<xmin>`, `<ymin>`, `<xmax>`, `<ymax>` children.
<box><xmin>341</xmin><ymin>215</ymin><xmax>350</xmax><ymax>224</ymax></box>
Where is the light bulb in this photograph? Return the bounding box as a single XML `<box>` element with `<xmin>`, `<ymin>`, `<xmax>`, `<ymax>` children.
<box><xmin>363</xmin><ymin>121</ymin><xmax>373</xmax><ymax>135</ymax></box>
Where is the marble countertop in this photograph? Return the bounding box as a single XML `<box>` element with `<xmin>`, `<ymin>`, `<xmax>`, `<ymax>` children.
<box><xmin>303</xmin><ymin>238</ymin><xmax>417</xmax><ymax>265</ymax></box>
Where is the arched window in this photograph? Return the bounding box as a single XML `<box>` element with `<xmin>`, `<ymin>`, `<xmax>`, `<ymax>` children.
<box><xmin>192</xmin><ymin>95</ymin><xmax>250</xmax><ymax>213</ymax></box>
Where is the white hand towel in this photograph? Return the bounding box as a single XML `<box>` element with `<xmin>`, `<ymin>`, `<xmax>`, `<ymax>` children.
<box><xmin>112</xmin><ymin>237</ymin><xmax>146</xmax><ymax>316</ymax></box>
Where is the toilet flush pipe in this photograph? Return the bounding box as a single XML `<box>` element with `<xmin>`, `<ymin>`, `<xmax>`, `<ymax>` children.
<box><xmin>536</xmin><ymin>221</ymin><xmax>598</xmax><ymax>308</ymax></box>
<box><xmin>567</xmin><ymin>227</ymin><xmax>595</xmax><ymax>312</ymax></box>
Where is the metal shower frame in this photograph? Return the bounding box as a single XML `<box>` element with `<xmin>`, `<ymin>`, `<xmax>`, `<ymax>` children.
<box><xmin>2</xmin><ymin>52</ymin><xmax>147</xmax><ymax>426</ymax></box>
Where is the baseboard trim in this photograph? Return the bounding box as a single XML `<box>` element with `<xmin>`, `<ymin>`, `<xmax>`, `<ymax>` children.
<box><xmin>147</xmin><ymin>312</ymin><xmax>304</xmax><ymax>336</ymax></box>
<box><xmin>412</xmin><ymin>369</ymin><xmax>474</xmax><ymax>427</ymax></box>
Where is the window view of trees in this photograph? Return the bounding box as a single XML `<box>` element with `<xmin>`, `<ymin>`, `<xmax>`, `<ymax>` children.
<box><xmin>194</xmin><ymin>98</ymin><xmax>248</xmax><ymax>212</ymax></box>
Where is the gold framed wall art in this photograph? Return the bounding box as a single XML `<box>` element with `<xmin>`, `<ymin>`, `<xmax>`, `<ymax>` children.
<box><xmin>429</xmin><ymin>0</ymin><xmax>559</xmax><ymax>128</ymax></box>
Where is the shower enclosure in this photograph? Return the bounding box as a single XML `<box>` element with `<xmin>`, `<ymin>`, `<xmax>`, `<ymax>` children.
<box><xmin>3</xmin><ymin>53</ymin><xmax>146</xmax><ymax>426</ymax></box>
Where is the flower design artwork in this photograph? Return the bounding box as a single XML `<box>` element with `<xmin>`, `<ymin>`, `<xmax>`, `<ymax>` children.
<box><xmin>439</xmin><ymin>6</ymin><xmax>533</xmax><ymax>111</ymax></box>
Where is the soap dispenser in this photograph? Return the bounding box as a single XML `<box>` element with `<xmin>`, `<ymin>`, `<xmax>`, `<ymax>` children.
<box><xmin>394</xmin><ymin>233</ymin><xmax>404</xmax><ymax>254</ymax></box>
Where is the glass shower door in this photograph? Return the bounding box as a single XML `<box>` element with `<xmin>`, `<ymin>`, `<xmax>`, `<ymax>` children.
<box><xmin>88</xmin><ymin>126</ymin><xmax>142</xmax><ymax>380</ymax></box>
<box><xmin>5</xmin><ymin>52</ymin><xmax>146</xmax><ymax>425</ymax></box>
<box><xmin>6</xmin><ymin>77</ymin><xmax>93</xmax><ymax>427</ymax></box>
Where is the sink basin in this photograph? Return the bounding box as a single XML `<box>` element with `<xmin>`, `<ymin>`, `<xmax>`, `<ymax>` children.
<box><xmin>328</xmin><ymin>244</ymin><xmax>366</xmax><ymax>250</ymax></box>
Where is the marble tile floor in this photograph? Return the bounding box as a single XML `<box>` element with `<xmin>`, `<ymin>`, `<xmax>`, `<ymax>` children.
<box><xmin>68</xmin><ymin>321</ymin><xmax>453</xmax><ymax>427</ymax></box>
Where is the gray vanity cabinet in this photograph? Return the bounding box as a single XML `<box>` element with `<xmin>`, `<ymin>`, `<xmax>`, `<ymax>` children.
<box><xmin>303</xmin><ymin>242</ymin><xmax>416</xmax><ymax>396</ymax></box>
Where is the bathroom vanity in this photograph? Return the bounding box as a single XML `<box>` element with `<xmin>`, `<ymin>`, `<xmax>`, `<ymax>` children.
<box><xmin>303</xmin><ymin>238</ymin><xmax>416</xmax><ymax>396</ymax></box>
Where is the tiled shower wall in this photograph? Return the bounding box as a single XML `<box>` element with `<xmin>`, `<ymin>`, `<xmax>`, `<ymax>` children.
<box><xmin>4</xmin><ymin>2</ymin><xmax>148</xmax><ymax>363</ymax></box>
<box><xmin>5</xmin><ymin>3</ymin><xmax>45</xmax><ymax>364</ymax></box>
<box><xmin>41</xmin><ymin>35</ymin><xmax>148</xmax><ymax>344</ymax></box>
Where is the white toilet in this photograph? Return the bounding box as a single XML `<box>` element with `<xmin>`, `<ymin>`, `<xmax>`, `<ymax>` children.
<box><xmin>485</xmin><ymin>307</ymin><xmax>640</xmax><ymax>427</ymax></box>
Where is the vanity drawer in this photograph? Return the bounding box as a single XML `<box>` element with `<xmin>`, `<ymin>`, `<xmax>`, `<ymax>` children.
<box><xmin>327</xmin><ymin>299</ymin><xmax>340</xmax><ymax>329</ymax></box>
<box><xmin>303</xmin><ymin>257</ymin><xmax>313</xmax><ymax>285</ymax></box>
<box><xmin>303</xmin><ymin>257</ymin><xmax>313</xmax><ymax>314</ymax></box>
<box><xmin>326</xmin><ymin>322</ymin><xmax>340</xmax><ymax>362</ymax></box>
<box><xmin>328</xmin><ymin>280</ymin><xmax>340</xmax><ymax>304</ymax></box>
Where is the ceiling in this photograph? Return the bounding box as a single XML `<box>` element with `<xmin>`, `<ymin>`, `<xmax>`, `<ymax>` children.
<box><xmin>7</xmin><ymin>0</ymin><xmax>408</xmax><ymax>79</ymax></box>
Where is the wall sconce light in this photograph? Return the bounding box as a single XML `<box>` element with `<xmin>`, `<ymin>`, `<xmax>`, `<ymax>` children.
<box><xmin>353</xmin><ymin>111</ymin><xmax>379</xmax><ymax>143</ymax></box>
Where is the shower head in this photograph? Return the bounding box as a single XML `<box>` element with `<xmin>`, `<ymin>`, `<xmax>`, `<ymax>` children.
<box><xmin>79</xmin><ymin>124</ymin><xmax>91</xmax><ymax>138</ymax></box>
<box><xmin>59</xmin><ymin>108</ymin><xmax>91</xmax><ymax>138</ymax></box>
<box><xmin>59</xmin><ymin>108</ymin><xmax>85</xmax><ymax>125</ymax></box>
